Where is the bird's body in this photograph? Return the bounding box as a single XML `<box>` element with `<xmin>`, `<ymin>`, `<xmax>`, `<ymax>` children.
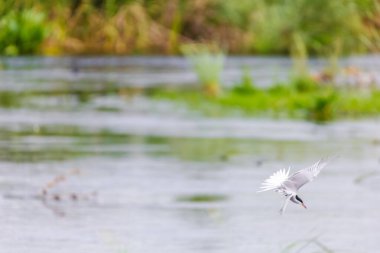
<box><xmin>258</xmin><ymin>159</ymin><xmax>329</xmax><ymax>214</ymax></box>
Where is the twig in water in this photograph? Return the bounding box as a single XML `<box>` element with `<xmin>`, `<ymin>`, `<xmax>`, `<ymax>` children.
<box><xmin>40</xmin><ymin>168</ymin><xmax>80</xmax><ymax>199</ymax></box>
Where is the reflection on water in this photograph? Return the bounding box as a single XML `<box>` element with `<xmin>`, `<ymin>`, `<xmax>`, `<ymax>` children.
<box><xmin>0</xmin><ymin>57</ymin><xmax>379</xmax><ymax>253</ymax></box>
<box><xmin>2</xmin><ymin>55</ymin><xmax>380</xmax><ymax>89</ymax></box>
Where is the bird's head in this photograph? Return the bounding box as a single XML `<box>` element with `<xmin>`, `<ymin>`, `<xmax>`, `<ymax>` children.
<box><xmin>295</xmin><ymin>195</ymin><xmax>307</xmax><ymax>209</ymax></box>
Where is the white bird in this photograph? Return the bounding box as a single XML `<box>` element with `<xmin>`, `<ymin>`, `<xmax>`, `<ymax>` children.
<box><xmin>258</xmin><ymin>159</ymin><xmax>329</xmax><ymax>214</ymax></box>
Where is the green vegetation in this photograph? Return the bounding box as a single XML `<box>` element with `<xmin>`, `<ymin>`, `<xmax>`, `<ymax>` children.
<box><xmin>252</xmin><ymin>0</ymin><xmax>372</xmax><ymax>55</ymax></box>
<box><xmin>2</xmin><ymin>74</ymin><xmax>380</xmax><ymax>123</ymax></box>
<box><xmin>181</xmin><ymin>44</ymin><xmax>225</xmax><ymax>96</ymax></box>
<box><xmin>0</xmin><ymin>91</ymin><xmax>23</xmax><ymax>107</ymax></box>
<box><xmin>232</xmin><ymin>67</ymin><xmax>257</xmax><ymax>95</ymax></box>
<box><xmin>0</xmin><ymin>0</ymin><xmax>379</xmax><ymax>55</ymax></box>
<box><xmin>0</xmin><ymin>9</ymin><xmax>47</xmax><ymax>55</ymax></box>
<box><xmin>151</xmin><ymin>77</ymin><xmax>380</xmax><ymax>122</ymax></box>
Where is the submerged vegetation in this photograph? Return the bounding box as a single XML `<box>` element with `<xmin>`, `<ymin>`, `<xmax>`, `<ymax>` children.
<box><xmin>0</xmin><ymin>0</ymin><xmax>380</xmax><ymax>55</ymax></box>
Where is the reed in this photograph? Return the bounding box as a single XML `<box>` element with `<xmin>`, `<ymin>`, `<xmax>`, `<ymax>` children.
<box><xmin>181</xmin><ymin>43</ymin><xmax>225</xmax><ymax>96</ymax></box>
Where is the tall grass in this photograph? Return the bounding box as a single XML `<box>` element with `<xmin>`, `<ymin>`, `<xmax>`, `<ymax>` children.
<box><xmin>291</xmin><ymin>32</ymin><xmax>309</xmax><ymax>78</ymax></box>
<box><xmin>0</xmin><ymin>0</ymin><xmax>379</xmax><ymax>55</ymax></box>
<box><xmin>251</xmin><ymin>0</ymin><xmax>370</xmax><ymax>55</ymax></box>
<box><xmin>181</xmin><ymin>44</ymin><xmax>225</xmax><ymax>96</ymax></box>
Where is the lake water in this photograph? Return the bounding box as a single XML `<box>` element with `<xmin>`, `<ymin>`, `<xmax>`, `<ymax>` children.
<box><xmin>0</xmin><ymin>56</ymin><xmax>379</xmax><ymax>253</ymax></box>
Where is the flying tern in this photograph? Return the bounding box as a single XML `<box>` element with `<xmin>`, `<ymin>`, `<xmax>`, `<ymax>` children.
<box><xmin>258</xmin><ymin>159</ymin><xmax>329</xmax><ymax>214</ymax></box>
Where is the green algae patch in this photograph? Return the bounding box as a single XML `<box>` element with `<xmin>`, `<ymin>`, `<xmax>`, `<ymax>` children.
<box><xmin>176</xmin><ymin>194</ymin><xmax>228</xmax><ymax>203</ymax></box>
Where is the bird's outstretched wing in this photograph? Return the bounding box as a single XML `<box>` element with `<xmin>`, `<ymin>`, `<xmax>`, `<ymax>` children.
<box><xmin>258</xmin><ymin>167</ymin><xmax>290</xmax><ymax>192</ymax></box>
<box><xmin>287</xmin><ymin>159</ymin><xmax>328</xmax><ymax>190</ymax></box>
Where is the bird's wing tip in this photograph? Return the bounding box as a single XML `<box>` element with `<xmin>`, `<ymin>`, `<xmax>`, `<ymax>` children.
<box><xmin>258</xmin><ymin>167</ymin><xmax>290</xmax><ymax>192</ymax></box>
<box><xmin>319</xmin><ymin>155</ymin><xmax>339</xmax><ymax>165</ymax></box>
<box><xmin>257</xmin><ymin>188</ymin><xmax>271</xmax><ymax>193</ymax></box>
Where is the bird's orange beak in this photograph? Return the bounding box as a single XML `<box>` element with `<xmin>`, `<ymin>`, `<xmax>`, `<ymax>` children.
<box><xmin>301</xmin><ymin>203</ymin><xmax>307</xmax><ymax>209</ymax></box>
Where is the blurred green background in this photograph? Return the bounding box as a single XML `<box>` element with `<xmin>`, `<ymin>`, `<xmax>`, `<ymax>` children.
<box><xmin>1</xmin><ymin>0</ymin><xmax>379</xmax><ymax>56</ymax></box>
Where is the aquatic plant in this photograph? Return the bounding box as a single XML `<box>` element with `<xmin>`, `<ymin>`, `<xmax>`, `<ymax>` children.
<box><xmin>181</xmin><ymin>44</ymin><xmax>225</xmax><ymax>96</ymax></box>
<box><xmin>307</xmin><ymin>91</ymin><xmax>337</xmax><ymax>122</ymax></box>
<box><xmin>232</xmin><ymin>67</ymin><xmax>257</xmax><ymax>95</ymax></box>
<box><xmin>291</xmin><ymin>77</ymin><xmax>319</xmax><ymax>93</ymax></box>
<box><xmin>151</xmin><ymin>77</ymin><xmax>380</xmax><ymax>122</ymax></box>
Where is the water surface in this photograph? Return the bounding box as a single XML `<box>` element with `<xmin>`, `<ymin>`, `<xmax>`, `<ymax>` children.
<box><xmin>0</xmin><ymin>56</ymin><xmax>379</xmax><ymax>253</ymax></box>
